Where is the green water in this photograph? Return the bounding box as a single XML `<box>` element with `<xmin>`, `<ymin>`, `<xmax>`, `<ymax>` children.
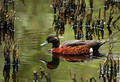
<box><xmin>0</xmin><ymin>0</ymin><xmax>120</xmax><ymax>82</ymax></box>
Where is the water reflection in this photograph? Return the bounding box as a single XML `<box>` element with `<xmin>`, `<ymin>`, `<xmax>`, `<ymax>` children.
<box><xmin>3</xmin><ymin>64</ymin><xmax>18</xmax><ymax>82</ymax></box>
<box><xmin>3</xmin><ymin>65</ymin><xmax>10</xmax><ymax>82</ymax></box>
<box><xmin>99</xmin><ymin>54</ymin><xmax>119</xmax><ymax>82</ymax></box>
<box><xmin>12</xmin><ymin>65</ymin><xmax>18</xmax><ymax>82</ymax></box>
<box><xmin>3</xmin><ymin>32</ymin><xmax>16</xmax><ymax>65</ymax></box>
<box><xmin>1</xmin><ymin>27</ymin><xmax>19</xmax><ymax>82</ymax></box>
<box><xmin>41</xmin><ymin>57</ymin><xmax>59</xmax><ymax>70</ymax></box>
<box><xmin>41</xmin><ymin>52</ymin><xmax>102</xmax><ymax>70</ymax></box>
<box><xmin>53</xmin><ymin>53</ymin><xmax>92</xmax><ymax>62</ymax></box>
<box><xmin>0</xmin><ymin>3</ymin><xmax>19</xmax><ymax>80</ymax></box>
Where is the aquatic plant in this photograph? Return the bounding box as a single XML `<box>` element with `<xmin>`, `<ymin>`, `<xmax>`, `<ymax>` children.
<box><xmin>51</xmin><ymin>0</ymin><xmax>120</xmax><ymax>40</ymax></box>
<box><xmin>33</xmin><ymin>66</ymin><xmax>51</xmax><ymax>82</ymax></box>
<box><xmin>0</xmin><ymin>1</ymin><xmax>20</xmax><ymax>81</ymax></box>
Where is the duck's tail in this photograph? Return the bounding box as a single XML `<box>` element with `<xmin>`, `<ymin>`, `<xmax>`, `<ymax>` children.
<box><xmin>92</xmin><ymin>40</ymin><xmax>108</xmax><ymax>51</ymax></box>
<box><xmin>99</xmin><ymin>40</ymin><xmax>109</xmax><ymax>46</ymax></box>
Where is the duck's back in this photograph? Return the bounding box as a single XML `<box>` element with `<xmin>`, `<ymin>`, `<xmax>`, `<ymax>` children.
<box><xmin>59</xmin><ymin>40</ymin><xmax>99</xmax><ymax>48</ymax></box>
<box><xmin>59</xmin><ymin>40</ymin><xmax>85</xmax><ymax>48</ymax></box>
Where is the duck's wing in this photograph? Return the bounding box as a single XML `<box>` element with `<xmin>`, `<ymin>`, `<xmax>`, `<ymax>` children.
<box><xmin>60</xmin><ymin>40</ymin><xmax>86</xmax><ymax>48</ymax></box>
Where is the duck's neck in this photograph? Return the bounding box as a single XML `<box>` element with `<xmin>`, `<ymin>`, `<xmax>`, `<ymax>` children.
<box><xmin>52</xmin><ymin>41</ymin><xmax>60</xmax><ymax>48</ymax></box>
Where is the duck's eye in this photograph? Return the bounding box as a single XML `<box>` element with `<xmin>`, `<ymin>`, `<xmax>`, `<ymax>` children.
<box><xmin>47</xmin><ymin>36</ymin><xmax>55</xmax><ymax>41</ymax></box>
<box><xmin>54</xmin><ymin>36</ymin><xmax>58</xmax><ymax>40</ymax></box>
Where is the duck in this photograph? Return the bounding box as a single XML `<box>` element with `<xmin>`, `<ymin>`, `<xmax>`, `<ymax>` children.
<box><xmin>41</xmin><ymin>34</ymin><xmax>106</xmax><ymax>55</ymax></box>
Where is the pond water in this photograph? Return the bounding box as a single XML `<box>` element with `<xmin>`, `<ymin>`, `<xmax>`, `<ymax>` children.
<box><xmin>0</xmin><ymin>0</ymin><xmax>120</xmax><ymax>82</ymax></box>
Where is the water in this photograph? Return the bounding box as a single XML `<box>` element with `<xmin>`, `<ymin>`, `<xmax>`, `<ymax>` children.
<box><xmin>0</xmin><ymin>0</ymin><xmax>120</xmax><ymax>82</ymax></box>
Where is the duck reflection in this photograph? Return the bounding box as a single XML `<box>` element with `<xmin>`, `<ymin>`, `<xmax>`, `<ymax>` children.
<box><xmin>41</xmin><ymin>57</ymin><xmax>59</xmax><ymax>70</ymax></box>
<box><xmin>41</xmin><ymin>53</ymin><xmax>102</xmax><ymax>70</ymax></box>
<box><xmin>53</xmin><ymin>53</ymin><xmax>92</xmax><ymax>62</ymax></box>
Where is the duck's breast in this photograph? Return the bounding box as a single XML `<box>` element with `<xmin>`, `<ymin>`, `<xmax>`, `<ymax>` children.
<box><xmin>52</xmin><ymin>45</ymin><xmax>91</xmax><ymax>55</ymax></box>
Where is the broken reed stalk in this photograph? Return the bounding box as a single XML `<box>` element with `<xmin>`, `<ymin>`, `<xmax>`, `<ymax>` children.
<box><xmin>99</xmin><ymin>63</ymin><xmax>102</xmax><ymax>75</ymax></box>
<box><xmin>97</xmin><ymin>8</ymin><xmax>101</xmax><ymax>40</ymax></box>
<box><xmin>90</xmin><ymin>77</ymin><xmax>97</xmax><ymax>82</ymax></box>
<box><xmin>107</xmin><ymin>16</ymin><xmax>113</xmax><ymax>36</ymax></box>
<box><xmin>33</xmin><ymin>71</ymin><xmax>39</xmax><ymax>82</ymax></box>
<box><xmin>89</xmin><ymin>0</ymin><xmax>93</xmax><ymax>10</ymax></box>
<box><xmin>34</xmin><ymin>67</ymin><xmax>51</xmax><ymax>82</ymax></box>
<box><xmin>109</xmin><ymin>34</ymin><xmax>114</xmax><ymax>54</ymax></box>
<box><xmin>114</xmin><ymin>60</ymin><xmax>117</xmax><ymax>77</ymax></box>
<box><xmin>98</xmin><ymin>8</ymin><xmax>101</xmax><ymax>21</ymax></box>
<box><xmin>118</xmin><ymin>57</ymin><xmax>119</xmax><ymax>72</ymax></box>
<box><xmin>68</xmin><ymin>66</ymin><xmax>77</xmax><ymax>82</ymax></box>
<box><xmin>112</xmin><ymin>15</ymin><xmax>120</xmax><ymax>30</ymax></box>
<box><xmin>104</xmin><ymin>6</ymin><xmax>106</xmax><ymax>21</ymax></box>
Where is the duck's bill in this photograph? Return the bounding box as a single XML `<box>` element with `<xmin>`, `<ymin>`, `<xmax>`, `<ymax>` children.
<box><xmin>40</xmin><ymin>41</ymin><xmax>48</xmax><ymax>46</ymax></box>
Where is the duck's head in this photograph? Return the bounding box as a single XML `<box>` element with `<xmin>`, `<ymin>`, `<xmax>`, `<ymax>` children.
<box><xmin>41</xmin><ymin>34</ymin><xmax>60</xmax><ymax>48</ymax></box>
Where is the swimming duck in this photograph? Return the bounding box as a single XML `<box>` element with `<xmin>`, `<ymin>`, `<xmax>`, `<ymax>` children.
<box><xmin>41</xmin><ymin>34</ymin><xmax>106</xmax><ymax>55</ymax></box>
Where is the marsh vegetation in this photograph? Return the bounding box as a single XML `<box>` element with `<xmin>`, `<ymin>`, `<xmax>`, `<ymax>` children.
<box><xmin>0</xmin><ymin>0</ymin><xmax>120</xmax><ymax>82</ymax></box>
